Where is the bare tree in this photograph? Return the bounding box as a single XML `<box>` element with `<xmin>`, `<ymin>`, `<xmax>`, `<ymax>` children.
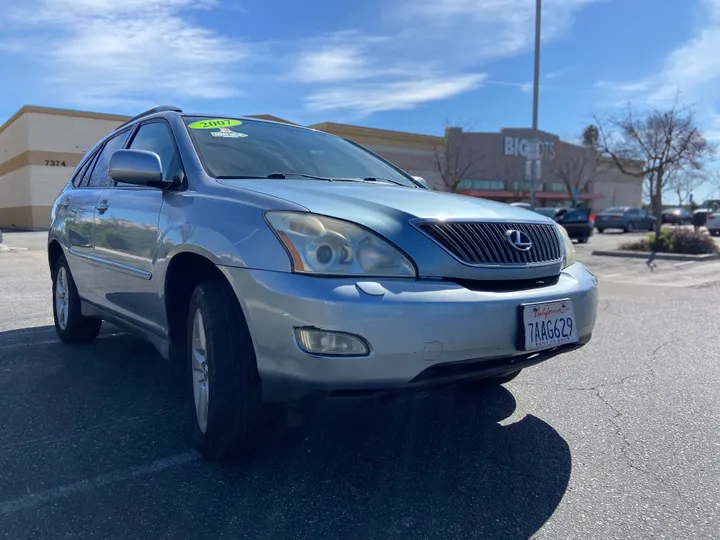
<box><xmin>666</xmin><ymin>169</ymin><xmax>705</xmax><ymax>206</ymax></box>
<box><xmin>595</xmin><ymin>93</ymin><xmax>714</xmax><ymax>237</ymax></box>
<box><xmin>431</xmin><ymin>121</ymin><xmax>484</xmax><ymax>192</ymax></box>
<box><xmin>502</xmin><ymin>161</ymin><xmax>528</xmax><ymax>202</ymax></box>
<box><xmin>552</xmin><ymin>145</ymin><xmax>603</xmax><ymax>204</ymax></box>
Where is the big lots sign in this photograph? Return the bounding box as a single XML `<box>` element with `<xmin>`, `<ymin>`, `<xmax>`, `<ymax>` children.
<box><xmin>504</xmin><ymin>136</ymin><xmax>556</xmax><ymax>160</ymax></box>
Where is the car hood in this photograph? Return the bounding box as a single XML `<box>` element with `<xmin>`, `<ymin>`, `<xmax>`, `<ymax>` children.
<box><xmin>219</xmin><ymin>179</ymin><xmax>551</xmax><ymax>230</ymax></box>
<box><xmin>218</xmin><ymin>178</ymin><xmax>562</xmax><ymax>281</ymax></box>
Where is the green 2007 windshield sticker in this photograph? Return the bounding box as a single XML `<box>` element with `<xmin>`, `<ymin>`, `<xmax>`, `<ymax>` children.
<box><xmin>188</xmin><ymin>118</ymin><xmax>242</xmax><ymax>129</ymax></box>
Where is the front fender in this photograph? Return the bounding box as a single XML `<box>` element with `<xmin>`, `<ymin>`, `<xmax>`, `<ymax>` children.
<box><xmin>156</xmin><ymin>191</ymin><xmax>295</xmax><ymax>273</ymax></box>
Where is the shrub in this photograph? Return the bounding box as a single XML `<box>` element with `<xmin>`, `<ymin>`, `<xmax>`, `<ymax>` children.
<box><xmin>619</xmin><ymin>228</ymin><xmax>719</xmax><ymax>255</ymax></box>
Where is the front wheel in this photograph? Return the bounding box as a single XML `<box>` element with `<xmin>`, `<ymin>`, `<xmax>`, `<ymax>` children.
<box><xmin>52</xmin><ymin>255</ymin><xmax>102</xmax><ymax>343</ymax></box>
<box><xmin>187</xmin><ymin>279</ymin><xmax>262</xmax><ymax>461</ymax></box>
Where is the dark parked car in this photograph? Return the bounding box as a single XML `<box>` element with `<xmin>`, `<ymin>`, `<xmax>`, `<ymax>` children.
<box><xmin>693</xmin><ymin>208</ymin><xmax>711</xmax><ymax>229</ymax></box>
<box><xmin>534</xmin><ymin>207</ymin><xmax>593</xmax><ymax>243</ymax></box>
<box><xmin>594</xmin><ymin>206</ymin><xmax>656</xmax><ymax>233</ymax></box>
<box><xmin>661</xmin><ymin>207</ymin><xmax>692</xmax><ymax>225</ymax></box>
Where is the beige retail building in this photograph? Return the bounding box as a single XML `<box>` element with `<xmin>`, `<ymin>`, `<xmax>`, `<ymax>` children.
<box><xmin>0</xmin><ymin>105</ymin><xmax>643</xmax><ymax>230</ymax></box>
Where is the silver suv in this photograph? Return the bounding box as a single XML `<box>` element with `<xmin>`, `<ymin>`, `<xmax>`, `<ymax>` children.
<box><xmin>48</xmin><ymin>106</ymin><xmax>598</xmax><ymax>460</ymax></box>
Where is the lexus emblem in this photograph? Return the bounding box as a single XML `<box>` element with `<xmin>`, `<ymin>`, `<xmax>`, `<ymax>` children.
<box><xmin>506</xmin><ymin>229</ymin><xmax>533</xmax><ymax>251</ymax></box>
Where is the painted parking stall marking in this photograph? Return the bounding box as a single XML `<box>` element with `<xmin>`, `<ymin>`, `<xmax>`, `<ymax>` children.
<box><xmin>522</xmin><ymin>299</ymin><xmax>578</xmax><ymax>351</ymax></box>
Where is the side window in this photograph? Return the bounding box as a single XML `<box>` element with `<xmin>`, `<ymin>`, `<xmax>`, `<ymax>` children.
<box><xmin>122</xmin><ymin>121</ymin><xmax>181</xmax><ymax>186</ymax></box>
<box><xmin>637</xmin><ymin>209</ymin><xmax>647</xmax><ymax>218</ymax></box>
<box><xmin>72</xmin><ymin>152</ymin><xmax>98</xmax><ymax>188</ymax></box>
<box><xmin>86</xmin><ymin>130</ymin><xmax>131</xmax><ymax>188</ymax></box>
<box><xmin>564</xmin><ymin>208</ymin><xmax>590</xmax><ymax>222</ymax></box>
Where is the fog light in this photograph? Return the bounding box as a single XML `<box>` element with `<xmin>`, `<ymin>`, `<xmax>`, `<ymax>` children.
<box><xmin>294</xmin><ymin>328</ymin><xmax>369</xmax><ymax>356</ymax></box>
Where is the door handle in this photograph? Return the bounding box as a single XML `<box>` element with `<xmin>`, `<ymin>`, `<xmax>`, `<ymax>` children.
<box><xmin>96</xmin><ymin>201</ymin><xmax>109</xmax><ymax>214</ymax></box>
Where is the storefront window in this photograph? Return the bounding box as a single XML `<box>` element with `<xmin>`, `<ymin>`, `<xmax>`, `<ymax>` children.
<box><xmin>458</xmin><ymin>179</ymin><xmax>506</xmax><ymax>190</ymax></box>
<box><xmin>511</xmin><ymin>181</ymin><xmax>533</xmax><ymax>192</ymax></box>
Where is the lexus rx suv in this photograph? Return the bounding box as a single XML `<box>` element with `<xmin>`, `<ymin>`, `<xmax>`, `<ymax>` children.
<box><xmin>48</xmin><ymin>106</ymin><xmax>598</xmax><ymax>460</ymax></box>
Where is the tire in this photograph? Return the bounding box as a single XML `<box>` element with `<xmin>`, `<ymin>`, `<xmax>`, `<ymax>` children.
<box><xmin>649</xmin><ymin>223</ymin><xmax>655</xmax><ymax>232</ymax></box>
<box><xmin>577</xmin><ymin>237</ymin><xmax>588</xmax><ymax>244</ymax></box>
<box><xmin>624</xmin><ymin>222</ymin><xmax>635</xmax><ymax>233</ymax></box>
<box><xmin>597</xmin><ymin>229</ymin><xmax>605</xmax><ymax>234</ymax></box>
<box><xmin>186</xmin><ymin>279</ymin><xmax>262</xmax><ymax>461</ymax></box>
<box><xmin>52</xmin><ymin>254</ymin><xmax>102</xmax><ymax>343</ymax></box>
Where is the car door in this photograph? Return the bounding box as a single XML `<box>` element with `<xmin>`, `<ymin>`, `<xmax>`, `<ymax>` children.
<box><xmin>638</xmin><ymin>209</ymin><xmax>652</xmax><ymax>228</ymax></box>
<box><xmin>629</xmin><ymin>208</ymin><xmax>642</xmax><ymax>228</ymax></box>
<box><xmin>93</xmin><ymin>119</ymin><xmax>183</xmax><ymax>334</ymax></box>
<box><xmin>61</xmin><ymin>130</ymin><xmax>132</xmax><ymax>302</ymax></box>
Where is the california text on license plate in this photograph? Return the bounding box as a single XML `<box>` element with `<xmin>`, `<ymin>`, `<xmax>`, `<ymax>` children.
<box><xmin>522</xmin><ymin>299</ymin><xmax>578</xmax><ymax>351</ymax></box>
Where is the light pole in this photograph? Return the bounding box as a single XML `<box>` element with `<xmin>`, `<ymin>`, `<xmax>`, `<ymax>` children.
<box><xmin>529</xmin><ymin>0</ymin><xmax>542</xmax><ymax>208</ymax></box>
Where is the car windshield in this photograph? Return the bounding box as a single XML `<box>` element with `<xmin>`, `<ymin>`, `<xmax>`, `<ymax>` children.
<box><xmin>183</xmin><ymin>117</ymin><xmax>417</xmax><ymax>187</ymax></box>
<box><xmin>603</xmin><ymin>207</ymin><xmax>628</xmax><ymax>213</ymax></box>
<box><xmin>533</xmin><ymin>208</ymin><xmax>558</xmax><ymax>217</ymax></box>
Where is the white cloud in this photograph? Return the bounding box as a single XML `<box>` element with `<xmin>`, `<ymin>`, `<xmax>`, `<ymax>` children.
<box><xmin>305</xmin><ymin>74</ymin><xmax>486</xmax><ymax>114</ymax></box>
<box><xmin>290</xmin><ymin>0</ymin><xmax>598</xmax><ymax>115</ymax></box>
<box><xmin>594</xmin><ymin>0</ymin><xmax>720</xmax><ymax>138</ymax></box>
<box><xmin>293</xmin><ymin>46</ymin><xmax>372</xmax><ymax>83</ymax></box>
<box><xmin>2</xmin><ymin>0</ymin><xmax>246</xmax><ymax>107</ymax></box>
<box><xmin>386</xmin><ymin>0</ymin><xmax>604</xmax><ymax>62</ymax></box>
<box><xmin>0</xmin><ymin>0</ymin><xmax>598</xmax><ymax>116</ymax></box>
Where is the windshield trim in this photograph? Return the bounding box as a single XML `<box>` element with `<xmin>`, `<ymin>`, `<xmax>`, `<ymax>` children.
<box><xmin>181</xmin><ymin>115</ymin><xmax>422</xmax><ymax>188</ymax></box>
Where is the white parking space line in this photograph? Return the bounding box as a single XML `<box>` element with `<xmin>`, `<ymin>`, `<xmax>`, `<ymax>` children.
<box><xmin>0</xmin><ymin>451</ymin><xmax>200</xmax><ymax>515</ymax></box>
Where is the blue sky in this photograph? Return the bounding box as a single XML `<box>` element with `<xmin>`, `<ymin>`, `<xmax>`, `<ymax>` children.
<box><xmin>1</xmin><ymin>0</ymin><xmax>719</xmax><ymax>197</ymax></box>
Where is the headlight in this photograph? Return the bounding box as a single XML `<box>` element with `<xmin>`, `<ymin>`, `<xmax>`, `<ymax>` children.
<box><xmin>265</xmin><ymin>211</ymin><xmax>416</xmax><ymax>277</ymax></box>
<box><xmin>557</xmin><ymin>224</ymin><xmax>576</xmax><ymax>268</ymax></box>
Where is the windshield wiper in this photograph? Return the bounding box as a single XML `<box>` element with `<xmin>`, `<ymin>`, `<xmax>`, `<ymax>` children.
<box><xmin>216</xmin><ymin>173</ymin><xmax>409</xmax><ymax>186</ymax></box>
<box><xmin>360</xmin><ymin>176</ymin><xmax>408</xmax><ymax>187</ymax></box>
<box><xmin>215</xmin><ymin>175</ymin><xmax>267</xmax><ymax>179</ymax></box>
<box><xmin>214</xmin><ymin>173</ymin><xmax>334</xmax><ymax>181</ymax></box>
<box><xmin>266</xmin><ymin>172</ymin><xmax>334</xmax><ymax>181</ymax></box>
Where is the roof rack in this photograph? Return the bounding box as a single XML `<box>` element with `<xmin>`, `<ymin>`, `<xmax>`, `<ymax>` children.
<box><xmin>114</xmin><ymin>105</ymin><xmax>183</xmax><ymax>131</ymax></box>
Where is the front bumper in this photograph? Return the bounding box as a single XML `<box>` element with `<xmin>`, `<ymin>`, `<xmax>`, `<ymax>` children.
<box><xmin>220</xmin><ymin>263</ymin><xmax>599</xmax><ymax>403</ymax></box>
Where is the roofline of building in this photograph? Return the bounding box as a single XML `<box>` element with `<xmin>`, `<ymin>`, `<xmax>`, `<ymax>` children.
<box><xmin>1</xmin><ymin>105</ymin><xmax>643</xmax><ymax>169</ymax></box>
<box><xmin>309</xmin><ymin>122</ymin><xmax>445</xmax><ymax>147</ymax></box>
<box><xmin>0</xmin><ymin>105</ymin><xmax>132</xmax><ymax>137</ymax></box>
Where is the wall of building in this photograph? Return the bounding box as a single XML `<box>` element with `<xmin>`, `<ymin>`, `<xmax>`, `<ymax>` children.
<box><xmin>448</xmin><ymin>126</ymin><xmax>643</xmax><ymax>209</ymax></box>
<box><xmin>0</xmin><ymin>114</ymin><xmax>31</xmax><ymax>228</ymax></box>
<box><xmin>0</xmin><ymin>105</ymin><xmax>646</xmax><ymax>230</ymax></box>
<box><xmin>0</xmin><ymin>107</ymin><xmax>128</xmax><ymax>229</ymax></box>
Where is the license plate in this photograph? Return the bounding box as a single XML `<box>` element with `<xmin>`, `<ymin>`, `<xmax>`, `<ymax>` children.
<box><xmin>521</xmin><ymin>299</ymin><xmax>578</xmax><ymax>351</ymax></box>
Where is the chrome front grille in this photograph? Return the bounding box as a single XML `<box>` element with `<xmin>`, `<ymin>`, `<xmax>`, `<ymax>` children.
<box><xmin>417</xmin><ymin>221</ymin><xmax>562</xmax><ymax>265</ymax></box>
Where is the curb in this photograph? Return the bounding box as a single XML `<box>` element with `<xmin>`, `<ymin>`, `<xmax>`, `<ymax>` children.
<box><xmin>591</xmin><ymin>250</ymin><xmax>719</xmax><ymax>262</ymax></box>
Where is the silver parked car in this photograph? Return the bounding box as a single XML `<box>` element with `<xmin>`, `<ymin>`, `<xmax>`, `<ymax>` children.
<box><xmin>48</xmin><ymin>106</ymin><xmax>598</xmax><ymax>460</ymax></box>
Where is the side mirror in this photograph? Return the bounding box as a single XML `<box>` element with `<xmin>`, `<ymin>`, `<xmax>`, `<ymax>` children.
<box><xmin>109</xmin><ymin>149</ymin><xmax>166</xmax><ymax>187</ymax></box>
<box><xmin>412</xmin><ymin>176</ymin><xmax>429</xmax><ymax>189</ymax></box>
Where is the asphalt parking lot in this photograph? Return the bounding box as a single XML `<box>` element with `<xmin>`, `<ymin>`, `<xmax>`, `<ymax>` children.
<box><xmin>0</xmin><ymin>231</ymin><xmax>718</xmax><ymax>539</ymax></box>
